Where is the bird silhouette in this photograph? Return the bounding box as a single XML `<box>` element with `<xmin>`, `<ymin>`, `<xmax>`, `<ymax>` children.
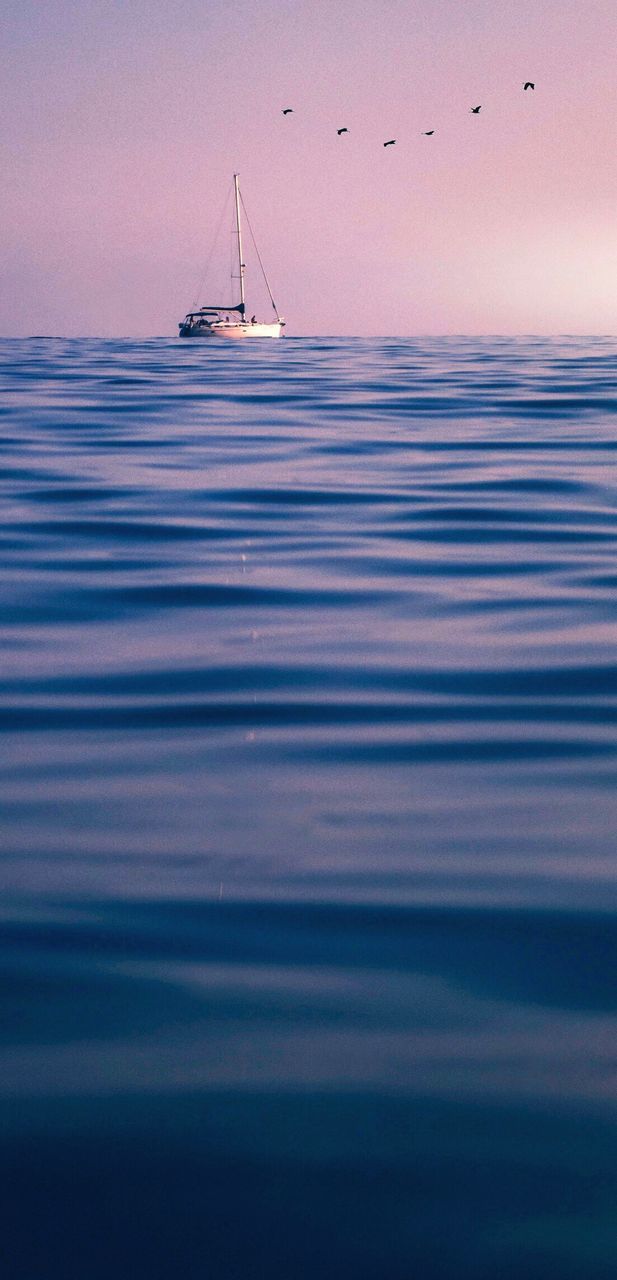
<box><xmin>337</xmin><ymin>127</ymin><xmax>349</xmax><ymax>135</ymax></box>
<box><xmin>282</xmin><ymin>108</ymin><xmax>293</xmax><ymax>115</ymax></box>
<box><xmin>423</xmin><ymin>130</ymin><xmax>435</xmax><ymax>136</ymax></box>
<box><xmin>523</xmin><ymin>82</ymin><xmax>535</xmax><ymax>90</ymax></box>
<box><xmin>470</xmin><ymin>105</ymin><xmax>481</xmax><ymax>113</ymax></box>
<box><xmin>383</xmin><ymin>139</ymin><xmax>396</xmax><ymax>147</ymax></box>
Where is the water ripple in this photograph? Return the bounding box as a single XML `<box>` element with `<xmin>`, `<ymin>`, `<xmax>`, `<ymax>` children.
<box><xmin>2</xmin><ymin>336</ymin><xmax>617</xmax><ymax>1278</ymax></box>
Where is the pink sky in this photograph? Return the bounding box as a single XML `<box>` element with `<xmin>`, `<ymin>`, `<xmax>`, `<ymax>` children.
<box><xmin>2</xmin><ymin>0</ymin><xmax>616</xmax><ymax>335</ymax></box>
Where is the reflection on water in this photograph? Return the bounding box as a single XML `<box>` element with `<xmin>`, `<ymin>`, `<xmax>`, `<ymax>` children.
<box><xmin>1</xmin><ymin>336</ymin><xmax>617</xmax><ymax>1278</ymax></box>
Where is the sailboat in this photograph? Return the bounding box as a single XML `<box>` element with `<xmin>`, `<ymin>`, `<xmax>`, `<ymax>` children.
<box><xmin>179</xmin><ymin>175</ymin><xmax>285</xmax><ymax>339</ymax></box>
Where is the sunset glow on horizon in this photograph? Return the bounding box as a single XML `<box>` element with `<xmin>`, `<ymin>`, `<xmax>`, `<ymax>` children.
<box><xmin>2</xmin><ymin>0</ymin><xmax>616</xmax><ymax>336</ymax></box>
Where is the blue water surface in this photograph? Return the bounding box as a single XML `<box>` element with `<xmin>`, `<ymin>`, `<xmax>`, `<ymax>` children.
<box><xmin>1</xmin><ymin>335</ymin><xmax>617</xmax><ymax>1278</ymax></box>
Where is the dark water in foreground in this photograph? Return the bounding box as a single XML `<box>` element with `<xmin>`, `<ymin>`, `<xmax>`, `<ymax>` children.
<box><xmin>2</xmin><ymin>335</ymin><xmax>617</xmax><ymax>1277</ymax></box>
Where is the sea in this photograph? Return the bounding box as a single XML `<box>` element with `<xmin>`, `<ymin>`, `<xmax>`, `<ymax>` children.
<box><xmin>2</xmin><ymin>335</ymin><xmax>617</xmax><ymax>1279</ymax></box>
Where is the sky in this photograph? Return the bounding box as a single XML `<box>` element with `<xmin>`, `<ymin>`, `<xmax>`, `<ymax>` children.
<box><xmin>2</xmin><ymin>0</ymin><xmax>616</xmax><ymax>336</ymax></box>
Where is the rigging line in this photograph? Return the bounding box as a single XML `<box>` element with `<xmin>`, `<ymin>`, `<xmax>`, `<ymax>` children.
<box><xmin>239</xmin><ymin>191</ymin><xmax>280</xmax><ymax>317</ymax></box>
<box><xmin>191</xmin><ymin>182</ymin><xmax>233</xmax><ymax>310</ymax></box>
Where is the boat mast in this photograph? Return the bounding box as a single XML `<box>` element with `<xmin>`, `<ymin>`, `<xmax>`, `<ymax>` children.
<box><xmin>233</xmin><ymin>174</ymin><xmax>246</xmax><ymax>316</ymax></box>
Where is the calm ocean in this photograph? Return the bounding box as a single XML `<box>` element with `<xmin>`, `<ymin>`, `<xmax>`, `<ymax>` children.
<box><xmin>2</xmin><ymin>335</ymin><xmax>617</xmax><ymax>1278</ymax></box>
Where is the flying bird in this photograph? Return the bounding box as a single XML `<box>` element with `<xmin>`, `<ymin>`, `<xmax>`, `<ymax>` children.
<box><xmin>337</xmin><ymin>127</ymin><xmax>348</xmax><ymax>135</ymax></box>
<box><xmin>383</xmin><ymin>139</ymin><xmax>396</xmax><ymax>147</ymax></box>
<box><xmin>282</xmin><ymin>108</ymin><xmax>293</xmax><ymax>114</ymax></box>
<box><xmin>422</xmin><ymin>130</ymin><xmax>435</xmax><ymax>136</ymax></box>
<box><xmin>523</xmin><ymin>82</ymin><xmax>535</xmax><ymax>90</ymax></box>
<box><xmin>470</xmin><ymin>105</ymin><xmax>481</xmax><ymax>113</ymax></box>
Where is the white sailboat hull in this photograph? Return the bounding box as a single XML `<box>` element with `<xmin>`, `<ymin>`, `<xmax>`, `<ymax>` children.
<box><xmin>181</xmin><ymin>321</ymin><xmax>283</xmax><ymax>339</ymax></box>
<box><xmin>211</xmin><ymin>322</ymin><xmax>283</xmax><ymax>339</ymax></box>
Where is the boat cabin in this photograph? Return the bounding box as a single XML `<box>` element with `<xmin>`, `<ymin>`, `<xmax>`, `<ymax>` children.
<box><xmin>179</xmin><ymin>306</ymin><xmax>246</xmax><ymax>336</ymax></box>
